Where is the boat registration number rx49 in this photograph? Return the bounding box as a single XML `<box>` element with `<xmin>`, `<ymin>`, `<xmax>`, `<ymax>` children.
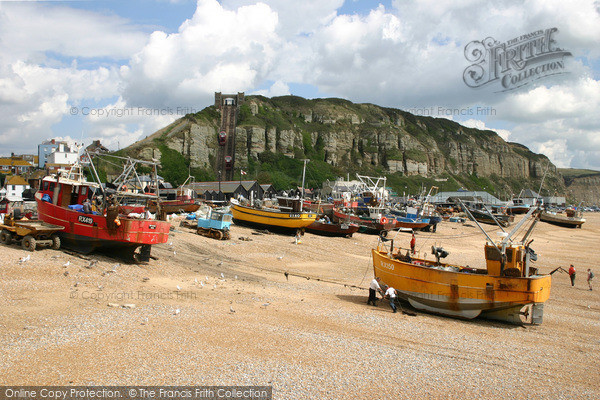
<box><xmin>78</xmin><ymin>215</ymin><xmax>94</xmax><ymax>225</ymax></box>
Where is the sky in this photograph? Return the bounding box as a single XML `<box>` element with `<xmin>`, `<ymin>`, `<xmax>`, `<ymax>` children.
<box><xmin>0</xmin><ymin>0</ymin><xmax>598</xmax><ymax>171</ymax></box>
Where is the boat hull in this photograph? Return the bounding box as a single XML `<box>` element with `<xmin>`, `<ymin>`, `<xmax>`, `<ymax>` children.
<box><xmin>540</xmin><ymin>212</ymin><xmax>585</xmax><ymax>228</ymax></box>
<box><xmin>35</xmin><ymin>193</ymin><xmax>170</xmax><ymax>254</ymax></box>
<box><xmin>305</xmin><ymin>221</ymin><xmax>359</xmax><ymax>237</ymax></box>
<box><xmin>372</xmin><ymin>249</ymin><xmax>551</xmax><ymax>324</ymax></box>
<box><xmin>230</xmin><ymin>203</ymin><xmax>316</xmax><ymax>233</ymax></box>
<box><xmin>147</xmin><ymin>200</ymin><xmax>200</xmax><ymax>214</ymax></box>
<box><xmin>333</xmin><ymin>209</ymin><xmax>395</xmax><ymax>234</ymax></box>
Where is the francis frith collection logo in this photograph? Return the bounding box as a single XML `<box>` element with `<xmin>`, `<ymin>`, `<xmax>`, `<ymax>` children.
<box><xmin>463</xmin><ymin>28</ymin><xmax>572</xmax><ymax>91</ymax></box>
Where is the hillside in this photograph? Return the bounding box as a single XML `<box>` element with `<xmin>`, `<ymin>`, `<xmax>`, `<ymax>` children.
<box><xmin>117</xmin><ymin>95</ymin><xmax>567</xmax><ymax>200</ymax></box>
<box><xmin>558</xmin><ymin>168</ymin><xmax>600</xmax><ymax>205</ymax></box>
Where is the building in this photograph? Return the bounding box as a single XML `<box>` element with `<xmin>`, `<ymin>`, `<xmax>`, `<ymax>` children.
<box><xmin>3</xmin><ymin>175</ymin><xmax>30</xmax><ymax>201</ymax></box>
<box><xmin>430</xmin><ymin>190</ymin><xmax>506</xmax><ymax>206</ymax></box>
<box><xmin>187</xmin><ymin>180</ymin><xmax>264</xmax><ymax>202</ymax></box>
<box><xmin>86</xmin><ymin>140</ymin><xmax>109</xmax><ymax>154</ymax></box>
<box><xmin>0</xmin><ymin>156</ymin><xmax>34</xmax><ymax>175</ymax></box>
<box><xmin>38</xmin><ymin>139</ymin><xmax>79</xmax><ymax>168</ymax></box>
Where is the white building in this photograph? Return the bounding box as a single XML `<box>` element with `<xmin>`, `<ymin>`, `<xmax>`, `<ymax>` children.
<box><xmin>46</xmin><ymin>141</ymin><xmax>79</xmax><ymax>166</ymax></box>
<box><xmin>3</xmin><ymin>175</ymin><xmax>30</xmax><ymax>201</ymax></box>
<box><xmin>38</xmin><ymin>139</ymin><xmax>80</xmax><ymax>168</ymax></box>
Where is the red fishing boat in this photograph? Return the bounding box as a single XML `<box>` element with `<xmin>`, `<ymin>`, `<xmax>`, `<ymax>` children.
<box><xmin>35</xmin><ymin>163</ymin><xmax>170</xmax><ymax>261</ymax></box>
<box><xmin>333</xmin><ymin>208</ymin><xmax>395</xmax><ymax>234</ymax></box>
<box><xmin>305</xmin><ymin>219</ymin><xmax>359</xmax><ymax>237</ymax></box>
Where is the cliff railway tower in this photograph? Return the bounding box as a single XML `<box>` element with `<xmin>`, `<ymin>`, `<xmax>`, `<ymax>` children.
<box><xmin>214</xmin><ymin>92</ymin><xmax>244</xmax><ymax>181</ymax></box>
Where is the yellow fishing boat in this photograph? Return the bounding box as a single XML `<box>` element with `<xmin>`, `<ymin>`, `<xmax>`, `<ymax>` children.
<box><xmin>373</xmin><ymin>207</ymin><xmax>552</xmax><ymax>324</ymax></box>
<box><xmin>230</xmin><ymin>199</ymin><xmax>317</xmax><ymax>232</ymax></box>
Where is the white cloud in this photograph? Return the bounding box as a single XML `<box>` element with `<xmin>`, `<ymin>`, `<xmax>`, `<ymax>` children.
<box><xmin>461</xmin><ymin>119</ymin><xmax>512</xmax><ymax>141</ymax></box>
<box><xmin>0</xmin><ymin>3</ymin><xmax>148</xmax><ymax>61</ymax></box>
<box><xmin>0</xmin><ymin>0</ymin><xmax>599</xmax><ymax>172</ymax></box>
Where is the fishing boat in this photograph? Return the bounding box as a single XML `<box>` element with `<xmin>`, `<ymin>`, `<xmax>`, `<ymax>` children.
<box><xmin>305</xmin><ymin>219</ymin><xmax>359</xmax><ymax>237</ymax></box>
<box><xmin>540</xmin><ymin>208</ymin><xmax>585</xmax><ymax>228</ymax></box>
<box><xmin>333</xmin><ymin>207</ymin><xmax>396</xmax><ymax>234</ymax></box>
<box><xmin>35</xmin><ymin>157</ymin><xmax>170</xmax><ymax>261</ymax></box>
<box><xmin>391</xmin><ymin>215</ymin><xmax>430</xmax><ymax>230</ymax></box>
<box><xmin>467</xmin><ymin>207</ymin><xmax>513</xmax><ymax>227</ymax></box>
<box><xmin>372</xmin><ymin>207</ymin><xmax>552</xmax><ymax>324</ymax></box>
<box><xmin>230</xmin><ymin>198</ymin><xmax>316</xmax><ymax>232</ymax></box>
<box><xmin>147</xmin><ymin>184</ymin><xmax>200</xmax><ymax>214</ymax></box>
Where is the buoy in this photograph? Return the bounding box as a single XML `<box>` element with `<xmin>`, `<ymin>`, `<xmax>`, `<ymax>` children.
<box><xmin>115</xmin><ymin>218</ymin><xmax>121</xmax><ymax>226</ymax></box>
<box><xmin>381</xmin><ymin>217</ymin><xmax>388</xmax><ymax>224</ymax></box>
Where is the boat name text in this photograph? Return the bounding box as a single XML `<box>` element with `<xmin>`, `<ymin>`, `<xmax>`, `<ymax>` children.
<box><xmin>77</xmin><ymin>215</ymin><xmax>94</xmax><ymax>225</ymax></box>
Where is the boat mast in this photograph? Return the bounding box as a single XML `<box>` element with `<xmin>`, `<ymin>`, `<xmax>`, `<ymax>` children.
<box><xmin>86</xmin><ymin>150</ymin><xmax>107</xmax><ymax>208</ymax></box>
<box><xmin>301</xmin><ymin>159</ymin><xmax>308</xmax><ymax>209</ymax></box>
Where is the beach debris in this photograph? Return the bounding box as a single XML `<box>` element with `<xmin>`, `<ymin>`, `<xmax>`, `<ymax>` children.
<box><xmin>220</xmin><ymin>272</ymin><xmax>225</xmax><ymax>279</ymax></box>
<box><xmin>63</xmin><ymin>261</ymin><xmax>70</xmax><ymax>267</ymax></box>
<box><xmin>173</xmin><ymin>251</ymin><xmax>177</xmax><ymax>256</ymax></box>
<box><xmin>176</xmin><ymin>285</ymin><xmax>182</xmax><ymax>291</ymax></box>
<box><xmin>277</xmin><ymin>255</ymin><xmax>283</xmax><ymax>260</ymax></box>
<box><xmin>200</xmin><ymin>281</ymin><xmax>205</xmax><ymax>287</ymax></box>
<box><xmin>142</xmin><ymin>277</ymin><xmax>149</xmax><ymax>282</ymax></box>
<box><xmin>194</xmin><ymin>278</ymin><xmax>198</xmax><ymax>284</ymax></box>
<box><xmin>238</xmin><ymin>236</ymin><xmax>252</xmax><ymax>241</ymax></box>
<box><xmin>63</xmin><ymin>271</ymin><xmax>69</xmax><ymax>277</ymax></box>
<box><xmin>213</xmin><ymin>284</ymin><xmax>217</xmax><ymax>289</ymax></box>
<box><xmin>85</xmin><ymin>260</ymin><xmax>98</xmax><ymax>269</ymax></box>
<box><xmin>218</xmin><ymin>261</ymin><xmax>223</xmax><ymax>266</ymax></box>
<box><xmin>168</xmin><ymin>241</ymin><xmax>173</xmax><ymax>246</ymax></box>
<box><xmin>107</xmin><ymin>303</ymin><xmax>119</xmax><ymax>308</ymax></box>
<box><xmin>235</xmin><ymin>275</ymin><xmax>238</xmax><ymax>280</ymax></box>
<box><xmin>205</xmin><ymin>276</ymin><xmax>209</xmax><ymax>282</ymax></box>
<box><xmin>74</xmin><ymin>282</ymin><xmax>79</xmax><ymax>287</ymax></box>
<box><xmin>97</xmin><ymin>284</ymin><xmax>103</xmax><ymax>290</ymax></box>
<box><xmin>122</xmin><ymin>304</ymin><xmax>136</xmax><ymax>309</ymax></box>
<box><xmin>174</xmin><ymin>308</ymin><xmax>180</xmax><ymax>315</ymax></box>
<box><xmin>261</xmin><ymin>303</ymin><xmax>270</xmax><ymax>308</ymax></box>
<box><xmin>112</xmin><ymin>263</ymin><xmax>120</xmax><ymax>272</ymax></box>
<box><xmin>229</xmin><ymin>306</ymin><xmax>235</xmax><ymax>313</ymax></box>
<box><xmin>284</xmin><ymin>272</ymin><xmax>289</xmax><ymax>280</ymax></box>
<box><xmin>18</xmin><ymin>255</ymin><xmax>31</xmax><ymax>264</ymax></box>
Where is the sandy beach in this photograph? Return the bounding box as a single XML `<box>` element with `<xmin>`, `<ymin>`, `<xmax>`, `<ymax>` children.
<box><xmin>1</xmin><ymin>213</ymin><xmax>599</xmax><ymax>399</ymax></box>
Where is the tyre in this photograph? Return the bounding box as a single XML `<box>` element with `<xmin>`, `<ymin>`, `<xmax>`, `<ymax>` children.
<box><xmin>22</xmin><ymin>235</ymin><xmax>36</xmax><ymax>252</ymax></box>
<box><xmin>51</xmin><ymin>235</ymin><xmax>61</xmax><ymax>250</ymax></box>
<box><xmin>0</xmin><ymin>229</ymin><xmax>12</xmax><ymax>245</ymax></box>
<box><xmin>214</xmin><ymin>230</ymin><xmax>224</xmax><ymax>240</ymax></box>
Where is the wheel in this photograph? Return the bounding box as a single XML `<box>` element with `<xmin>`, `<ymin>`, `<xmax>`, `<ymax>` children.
<box><xmin>51</xmin><ymin>234</ymin><xmax>61</xmax><ymax>250</ymax></box>
<box><xmin>22</xmin><ymin>235</ymin><xmax>36</xmax><ymax>252</ymax></box>
<box><xmin>0</xmin><ymin>229</ymin><xmax>12</xmax><ymax>245</ymax></box>
<box><xmin>214</xmin><ymin>230</ymin><xmax>224</xmax><ymax>240</ymax></box>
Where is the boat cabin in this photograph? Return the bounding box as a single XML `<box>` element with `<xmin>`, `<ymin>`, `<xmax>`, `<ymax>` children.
<box><xmin>484</xmin><ymin>243</ymin><xmax>536</xmax><ymax>277</ymax></box>
<box><xmin>39</xmin><ymin>176</ymin><xmax>96</xmax><ymax>209</ymax></box>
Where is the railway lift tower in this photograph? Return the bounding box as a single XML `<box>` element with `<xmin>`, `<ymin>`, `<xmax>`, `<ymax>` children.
<box><xmin>214</xmin><ymin>92</ymin><xmax>244</xmax><ymax>181</ymax></box>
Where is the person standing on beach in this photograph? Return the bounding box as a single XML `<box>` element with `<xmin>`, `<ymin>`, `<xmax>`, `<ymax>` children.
<box><xmin>410</xmin><ymin>233</ymin><xmax>416</xmax><ymax>255</ymax></box>
<box><xmin>568</xmin><ymin>264</ymin><xmax>576</xmax><ymax>286</ymax></box>
<box><xmin>588</xmin><ymin>269</ymin><xmax>594</xmax><ymax>291</ymax></box>
<box><xmin>385</xmin><ymin>286</ymin><xmax>398</xmax><ymax>313</ymax></box>
<box><xmin>368</xmin><ymin>277</ymin><xmax>382</xmax><ymax>306</ymax></box>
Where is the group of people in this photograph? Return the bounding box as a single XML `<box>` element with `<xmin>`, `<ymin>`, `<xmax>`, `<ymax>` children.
<box><xmin>568</xmin><ymin>264</ymin><xmax>594</xmax><ymax>291</ymax></box>
<box><xmin>368</xmin><ymin>277</ymin><xmax>398</xmax><ymax>313</ymax></box>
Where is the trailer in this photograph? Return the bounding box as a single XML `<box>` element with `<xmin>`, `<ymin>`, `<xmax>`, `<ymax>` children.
<box><xmin>0</xmin><ymin>215</ymin><xmax>64</xmax><ymax>251</ymax></box>
<box><xmin>181</xmin><ymin>206</ymin><xmax>233</xmax><ymax>240</ymax></box>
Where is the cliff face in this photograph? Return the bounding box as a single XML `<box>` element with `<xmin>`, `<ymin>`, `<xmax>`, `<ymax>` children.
<box><xmin>123</xmin><ymin>95</ymin><xmax>565</xmax><ymax>194</ymax></box>
<box><xmin>560</xmin><ymin>170</ymin><xmax>600</xmax><ymax>205</ymax></box>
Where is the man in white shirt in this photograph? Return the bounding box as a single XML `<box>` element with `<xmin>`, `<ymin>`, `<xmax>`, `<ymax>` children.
<box><xmin>385</xmin><ymin>286</ymin><xmax>398</xmax><ymax>313</ymax></box>
<box><xmin>368</xmin><ymin>277</ymin><xmax>382</xmax><ymax>306</ymax></box>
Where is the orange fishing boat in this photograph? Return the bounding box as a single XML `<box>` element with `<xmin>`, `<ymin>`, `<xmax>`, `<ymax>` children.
<box><xmin>372</xmin><ymin>207</ymin><xmax>552</xmax><ymax>324</ymax></box>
